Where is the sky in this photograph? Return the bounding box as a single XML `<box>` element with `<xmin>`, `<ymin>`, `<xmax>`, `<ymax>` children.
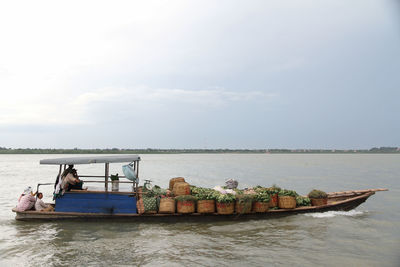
<box><xmin>0</xmin><ymin>0</ymin><xmax>399</xmax><ymax>149</ymax></box>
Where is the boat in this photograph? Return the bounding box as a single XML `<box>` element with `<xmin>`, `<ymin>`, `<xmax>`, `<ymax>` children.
<box><xmin>12</xmin><ymin>155</ymin><xmax>387</xmax><ymax>221</ymax></box>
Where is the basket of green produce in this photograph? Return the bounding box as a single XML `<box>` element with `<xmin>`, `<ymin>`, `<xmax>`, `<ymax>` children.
<box><xmin>308</xmin><ymin>189</ymin><xmax>328</xmax><ymax>206</ymax></box>
<box><xmin>175</xmin><ymin>195</ymin><xmax>197</xmax><ymax>213</ymax></box>
<box><xmin>266</xmin><ymin>185</ymin><xmax>281</xmax><ymax>208</ymax></box>
<box><xmin>192</xmin><ymin>187</ymin><xmax>217</xmax><ymax>213</ymax></box>
<box><xmin>215</xmin><ymin>193</ymin><xmax>235</xmax><ymax>215</ymax></box>
<box><xmin>252</xmin><ymin>192</ymin><xmax>271</xmax><ymax>213</ymax></box>
<box><xmin>278</xmin><ymin>189</ymin><xmax>298</xmax><ymax>209</ymax></box>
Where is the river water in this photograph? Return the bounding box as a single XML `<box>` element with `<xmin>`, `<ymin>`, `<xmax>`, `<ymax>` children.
<box><xmin>0</xmin><ymin>154</ymin><xmax>399</xmax><ymax>266</ymax></box>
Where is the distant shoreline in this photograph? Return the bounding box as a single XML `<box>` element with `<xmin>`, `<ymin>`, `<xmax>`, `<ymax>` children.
<box><xmin>0</xmin><ymin>147</ymin><xmax>399</xmax><ymax>154</ymax></box>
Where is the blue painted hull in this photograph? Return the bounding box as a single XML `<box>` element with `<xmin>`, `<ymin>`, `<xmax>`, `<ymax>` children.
<box><xmin>55</xmin><ymin>192</ymin><xmax>137</xmax><ymax>214</ymax></box>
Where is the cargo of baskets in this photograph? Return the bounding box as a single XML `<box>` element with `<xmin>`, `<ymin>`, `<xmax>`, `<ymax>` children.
<box><xmin>138</xmin><ymin>177</ymin><xmax>330</xmax><ymax>215</ymax></box>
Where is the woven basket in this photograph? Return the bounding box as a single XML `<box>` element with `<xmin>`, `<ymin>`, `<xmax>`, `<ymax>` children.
<box><xmin>197</xmin><ymin>200</ymin><xmax>215</xmax><ymax>213</ymax></box>
<box><xmin>252</xmin><ymin>201</ymin><xmax>269</xmax><ymax>213</ymax></box>
<box><xmin>311</xmin><ymin>198</ymin><xmax>328</xmax><ymax>206</ymax></box>
<box><xmin>216</xmin><ymin>202</ymin><xmax>234</xmax><ymax>215</ymax></box>
<box><xmin>269</xmin><ymin>193</ymin><xmax>278</xmax><ymax>208</ymax></box>
<box><xmin>235</xmin><ymin>201</ymin><xmax>252</xmax><ymax>214</ymax></box>
<box><xmin>159</xmin><ymin>197</ymin><xmax>176</xmax><ymax>213</ymax></box>
<box><xmin>173</xmin><ymin>182</ymin><xmax>191</xmax><ymax>196</ymax></box>
<box><xmin>169</xmin><ymin>177</ymin><xmax>185</xmax><ymax>191</ymax></box>
<box><xmin>278</xmin><ymin>196</ymin><xmax>296</xmax><ymax>209</ymax></box>
<box><xmin>176</xmin><ymin>200</ymin><xmax>195</xmax><ymax>213</ymax></box>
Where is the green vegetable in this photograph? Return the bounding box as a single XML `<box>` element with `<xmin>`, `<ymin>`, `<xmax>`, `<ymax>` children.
<box><xmin>308</xmin><ymin>189</ymin><xmax>328</xmax><ymax>199</ymax></box>
<box><xmin>215</xmin><ymin>193</ymin><xmax>236</xmax><ymax>203</ymax></box>
<box><xmin>296</xmin><ymin>196</ymin><xmax>311</xmax><ymax>206</ymax></box>
<box><xmin>254</xmin><ymin>192</ymin><xmax>271</xmax><ymax>203</ymax></box>
<box><xmin>191</xmin><ymin>186</ymin><xmax>217</xmax><ymax>200</ymax></box>
<box><xmin>236</xmin><ymin>194</ymin><xmax>254</xmax><ymax>204</ymax></box>
<box><xmin>278</xmin><ymin>189</ymin><xmax>298</xmax><ymax>197</ymax></box>
<box><xmin>265</xmin><ymin>185</ymin><xmax>281</xmax><ymax>195</ymax></box>
<box><xmin>143</xmin><ymin>185</ymin><xmax>168</xmax><ymax>198</ymax></box>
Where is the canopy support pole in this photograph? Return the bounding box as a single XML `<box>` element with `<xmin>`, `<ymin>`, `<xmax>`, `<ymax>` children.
<box><xmin>136</xmin><ymin>161</ymin><xmax>139</xmax><ymax>196</ymax></box>
<box><xmin>105</xmin><ymin>163</ymin><xmax>109</xmax><ymax>192</ymax></box>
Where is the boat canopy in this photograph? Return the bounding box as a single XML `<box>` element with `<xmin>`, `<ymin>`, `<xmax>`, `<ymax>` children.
<box><xmin>40</xmin><ymin>155</ymin><xmax>141</xmax><ymax>165</ymax></box>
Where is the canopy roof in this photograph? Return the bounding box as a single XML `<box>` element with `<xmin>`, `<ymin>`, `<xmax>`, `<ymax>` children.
<box><xmin>40</xmin><ymin>155</ymin><xmax>141</xmax><ymax>165</ymax></box>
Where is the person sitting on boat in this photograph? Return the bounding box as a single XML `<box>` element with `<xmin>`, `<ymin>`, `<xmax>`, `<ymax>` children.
<box><xmin>61</xmin><ymin>168</ymin><xmax>84</xmax><ymax>192</ymax></box>
<box><xmin>34</xmin><ymin>192</ymin><xmax>54</xmax><ymax>212</ymax></box>
<box><xmin>54</xmin><ymin>165</ymin><xmax>75</xmax><ymax>198</ymax></box>
<box><xmin>16</xmin><ymin>187</ymin><xmax>36</xmax><ymax>212</ymax></box>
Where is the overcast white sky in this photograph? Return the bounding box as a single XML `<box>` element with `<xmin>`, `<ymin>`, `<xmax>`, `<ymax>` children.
<box><xmin>0</xmin><ymin>0</ymin><xmax>399</xmax><ymax>149</ymax></box>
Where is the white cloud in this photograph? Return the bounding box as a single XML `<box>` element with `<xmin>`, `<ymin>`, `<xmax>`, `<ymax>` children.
<box><xmin>0</xmin><ymin>84</ymin><xmax>276</xmax><ymax>126</ymax></box>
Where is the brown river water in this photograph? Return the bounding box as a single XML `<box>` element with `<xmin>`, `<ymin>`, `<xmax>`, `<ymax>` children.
<box><xmin>0</xmin><ymin>154</ymin><xmax>399</xmax><ymax>266</ymax></box>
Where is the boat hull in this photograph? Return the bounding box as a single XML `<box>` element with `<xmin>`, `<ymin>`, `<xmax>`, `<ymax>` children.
<box><xmin>55</xmin><ymin>192</ymin><xmax>137</xmax><ymax>214</ymax></box>
<box><xmin>13</xmin><ymin>191</ymin><xmax>375</xmax><ymax>221</ymax></box>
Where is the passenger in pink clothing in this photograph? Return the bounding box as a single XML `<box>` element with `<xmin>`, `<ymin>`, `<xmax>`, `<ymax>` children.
<box><xmin>16</xmin><ymin>187</ymin><xmax>36</xmax><ymax>212</ymax></box>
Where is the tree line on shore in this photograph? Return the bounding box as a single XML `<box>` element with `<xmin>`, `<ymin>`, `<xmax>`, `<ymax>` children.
<box><xmin>0</xmin><ymin>147</ymin><xmax>398</xmax><ymax>154</ymax></box>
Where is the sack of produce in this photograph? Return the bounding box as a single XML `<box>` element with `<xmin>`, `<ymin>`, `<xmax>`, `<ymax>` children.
<box><xmin>169</xmin><ymin>177</ymin><xmax>185</xmax><ymax>191</ymax></box>
<box><xmin>173</xmin><ymin>182</ymin><xmax>191</xmax><ymax>196</ymax></box>
<box><xmin>225</xmin><ymin>178</ymin><xmax>238</xmax><ymax>189</ymax></box>
<box><xmin>175</xmin><ymin>195</ymin><xmax>196</xmax><ymax>214</ymax></box>
<box><xmin>159</xmin><ymin>197</ymin><xmax>175</xmax><ymax>213</ymax></box>
<box><xmin>143</xmin><ymin>197</ymin><xmax>158</xmax><ymax>213</ymax></box>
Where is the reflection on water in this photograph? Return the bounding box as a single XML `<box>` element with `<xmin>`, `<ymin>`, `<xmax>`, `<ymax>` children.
<box><xmin>0</xmin><ymin>154</ymin><xmax>399</xmax><ymax>266</ymax></box>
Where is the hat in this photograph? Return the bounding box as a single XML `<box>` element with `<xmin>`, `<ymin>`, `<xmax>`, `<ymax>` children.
<box><xmin>23</xmin><ymin>186</ymin><xmax>33</xmax><ymax>195</ymax></box>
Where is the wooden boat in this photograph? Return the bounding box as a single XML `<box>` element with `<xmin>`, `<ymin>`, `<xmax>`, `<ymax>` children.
<box><xmin>12</xmin><ymin>155</ymin><xmax>387</xmax><ymax>221</ymax></box>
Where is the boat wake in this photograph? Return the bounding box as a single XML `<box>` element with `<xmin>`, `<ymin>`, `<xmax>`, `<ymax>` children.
<box><xmin>304</xmin><ymin>210</ymin><xmax>366</xmax><ymax>218</ymax></box>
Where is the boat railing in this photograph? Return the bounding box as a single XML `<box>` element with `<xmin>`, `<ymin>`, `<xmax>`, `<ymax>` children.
<box><xmin>78</xmin><ymin>180</ymin><xmax>135</xmax><ymax>184</ymax></box>
<box><xmin>79</xmin><ymin>175</ymin><xmax>130</xmax><ymax>178</ymax></box>
<box><xmin>36</xmin><ymin>177</ymin><xmax>137</xmax><ymax>196</ymax></box>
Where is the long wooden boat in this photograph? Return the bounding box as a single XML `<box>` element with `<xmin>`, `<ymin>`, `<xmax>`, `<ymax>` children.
<box><xmin>12</xmin><ymin>189</ymin><xmax>386</xmax><ymax>221</ymax></box>
<box><xmin>12</xmin><ymin>155</ymin><xmax>387</xmax><ymax>221</ymax></box>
